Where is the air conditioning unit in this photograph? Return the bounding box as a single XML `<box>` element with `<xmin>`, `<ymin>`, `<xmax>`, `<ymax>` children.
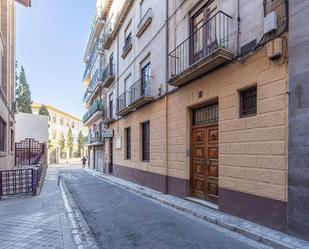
<box><xmin>267</xmin><ymin>38</ymin><xmax>283</xmax><ymax>60</ymax></box>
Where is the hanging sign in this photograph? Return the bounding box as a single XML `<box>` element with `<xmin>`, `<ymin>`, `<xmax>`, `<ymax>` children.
<box><xmin>102</xmin><ymin>129</ymin><xmax>113</xmax><ymax>138</ymax></box>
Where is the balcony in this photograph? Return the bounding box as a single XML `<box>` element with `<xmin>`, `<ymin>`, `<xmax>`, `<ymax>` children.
<box><xmin>101</xmin><ymin>62</ymin><xmax>115</xmax><ymax>88</ymax></box>
<box><xmin>83</xmin><ymin>69</ymin><xmax>103</xmax><ymax>104</ymax></box>
<box><xmin>83</xmin><ymin>100</ymin><xmax>103</xmax><ymax>126</ymax></box>
<box><xmin>129</xmin><ymin>76</ymin><xmax>153</xmax><ymax>109</ymax></box>
<box><xmin>102</xmin><ymin>21</ymin><xmax>113</xmax><ymax>49</ymax></box>
<box><xmin>116</xmin><ymin>91</ymin><xmax>132</xmax><ymax>116</ymax></box>
<box><xmin>103</xmin><ymin>104</ymin><xmax>115</xmax><ymax>124</ymax></box>
<box><xmin>84</xmin><ymin>16</ymin><xmax>104</xmax><ymax>65</ymax></box>
<box><xmin>87</xmin><ymin>131</ymin><xmax>104</xmax><ymax>146</ymax></box>
<box><xmin>136</xmin><ymin>8</ymin><xmax>152</xmax><ymax>38</ymax></box>
<box><xmin>168</xmin><ymin>11</ymin><xmax>234</xmax><ymax>87</ymax></box>
<box><xmin>122</xmin><ymin>34</ymin><xmax>132</xmax><ymax>59</ymax></box>
<box><xmin>83</xmin><ymin>39</ymin><xmax>103</xmax><ymax>83</ymax></box>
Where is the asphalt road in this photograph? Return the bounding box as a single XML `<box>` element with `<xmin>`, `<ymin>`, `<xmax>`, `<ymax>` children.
<box><xmin>60</xmin><ymin>167</ymin><xmax>270</xmax><ymax>249</ymax></box>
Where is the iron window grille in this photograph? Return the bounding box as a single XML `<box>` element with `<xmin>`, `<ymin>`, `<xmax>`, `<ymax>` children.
<box><xmin>125</xmin><ymin>127</ymin><xmax>131</xmax><ymax>160</ymax></box>
<box><xmin>239</xmin><ymin>86</ymin><xmax>257</xmax><ymax>118</ymax></box>
<box><xmin>0</xmin><ymin>116</ymin><xmax>6</xmax><ymax>152</ymax></box>
<box><xmin>142</xmin><ymin>121</ymin><xmax>150</xmax><ymax>162</ymax></box>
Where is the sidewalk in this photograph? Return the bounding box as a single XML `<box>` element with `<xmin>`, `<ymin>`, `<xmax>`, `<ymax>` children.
<box><xmin>85</xmin><ymin>168</ymin><xmax>309</xmax><ymax>249</ymax></box>
<box><xmin>0</xmin><ymin>167</ymin><xmax>75</xmax><ymax>249</ymax></box>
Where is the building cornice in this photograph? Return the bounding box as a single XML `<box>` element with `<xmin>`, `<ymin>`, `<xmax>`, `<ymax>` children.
<box><xmin>31</xmin><ymin>103</ymin><xmax>82</xmax><ymax>123</ymax></box>
<box><xmin>105</xmin><ymin>0</ymin><xmax>135</xmax><ymax>49</ymax></box>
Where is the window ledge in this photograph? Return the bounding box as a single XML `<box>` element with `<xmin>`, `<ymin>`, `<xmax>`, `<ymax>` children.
<box><xmin>121</xmin><ymin>44</ymin><xmax>132</xmax><ymax>59</ymax></box>
<box><xmin>136</xmin><ymin>8</ymin><xmax>152</xmax><ymax>38</ymax></box>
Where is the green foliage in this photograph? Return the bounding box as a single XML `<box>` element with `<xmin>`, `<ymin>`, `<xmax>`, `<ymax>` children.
<box><xmin>16</xmin><ymin>66</ymin><xmax>32</xmax><ymax>113</ymax></box>
<box><xmin>38</xmin><ymin>104</ymin><xmax>49</xmax><ymax>116</ymax></box>
<box><xmin>59</xmin><ymin>133</ymin><xmax>66</xmax><ymax>152</ymax></box>
<box><xmin>77</xmin><ymin>131</ymin><xmax>84</xmax><ymax>157</ymax></box>
<box><xmin>66</xmin><ymin>128</ymin><xmax>73</xmax><ymax>158</ymax></box>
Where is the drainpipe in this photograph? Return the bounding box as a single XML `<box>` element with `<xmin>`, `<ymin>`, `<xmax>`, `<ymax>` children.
<box><xmin>237</xmin><ymin>0</ymin><xmax>241</xmax><ymax>55</ymax></box>
<box><xmin>164</xmin><ymin>0</ymin><xmax>169</xmax><ymax>194</ymax></box>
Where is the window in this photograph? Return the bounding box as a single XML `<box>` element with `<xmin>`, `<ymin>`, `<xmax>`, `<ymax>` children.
<box><xmin>52</xmin><ymin>130</ymin><xmax>57</xmax><ymax>140</ymax></box>
<box><xmin>139</xmin><ymin>0</ymin><xmax>145</xmax><ymax>20</ymax></box>
<box><xmin>60</xmin><ymin>116</ymin><xmax>64</xmax><ymax>125</ymax></box>
<box><xmin>239</xmin><ymin>86</ymin><xmax>257</xmax><ymax>118</ymax></box>
<box><xmin>141</xmin><ymin>62</ymin><xmax>151</xmax><ymax>96</ymax></box>
<box><xmin>72</xmin><ymin>121</ymin><xmax>75</xmax><ymax>128</ymax></box>
<box><xmin>10</xmin><ymin>129</ymin><xmax>14</xmax><ymax>152</ymax></box>
<box><xmin>191</xmin><ymin>1</ymin><xmax>217</xmax><ymax>63</ymax></box>
<box><xmin>109</xmin><ymin>93</ymin><xmax>113</xmax><ymax>118</ymax></box>
<box><xmin>52</xmin><ymin>113</ymin><xmax>57</xmax><ymax>123</ymax></box>
<box><xmin>141</xmin><ymin>121</ymin><xmax>150</xmax><ymax>162</ymax></box>
<box><xmin>0</xmin><ymin>117</ymin><xmax>6</xmax><ymax>152</ymax></box>
<box><xmin>66</xmin><ymin>119</ymin><xmax>70</xmax><ymax>127</ymax></box>
<box><xmin>125</xmin><ymin>127</ymin><xmax>131</xmax><ymax>160</ymax></box>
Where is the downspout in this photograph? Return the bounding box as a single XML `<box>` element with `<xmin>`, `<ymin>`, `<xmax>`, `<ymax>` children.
<box><xmin>237</xmin><ymin>0</ymin><xmax>241</xmax><ymax>55</ymax></box>
<box><xmin>164</xmin><ymin>0</ymin><xmax>169</xmax><ymax>194</ymax></box>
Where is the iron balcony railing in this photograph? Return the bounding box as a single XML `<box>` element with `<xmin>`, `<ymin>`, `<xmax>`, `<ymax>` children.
<box><xmin>103</xmin><ymin>104</ymin><xmax>114</xmax><ymax>121</ymax></box>
<box><xmin>83</xmin><ymin>69</ymin><xmax>103</xmax><ymax>103</ymax></box>
<box><xmin>122</xmin><ymin>33</ymin><xmax>132</xmax><ymax>57</ymax></box>
<box><xmin>129</xmin><ymin>76</ymin><xmax>152</xmax><ymax>104</ymax></box>
<box><xmin>168</xmin><ymin>11</ymin><xmax>232</xmax><ymax>78</ymax></box>
<box><xmin>83</xmin><ymin>39</ymin><xmax>102</xmax><ymax>81</ymax></box>
<box><xmin>117</xmin><ymin>91</ymin><xmax>131</xmax><ymax>112</ymax></box>
<box><xmin>102</xmin><ymin>62</ymin><xmax>114</xmax><ymax>83</ymax></box>
<box><xmin>83</xmin><ymin>100</ymin><xmax>103</xmax><ymax>124</ymax></box>
<box><xmin>102</xmin><ymin>20</ymin><xmax>113</xmax><ymax>48</ymax></box>
<box><xmin>88</xmin><ymin>131</ymin><xmax>103</xmax><ymax>144</ymax></box>
<box><xmin>84</xmin><ymin>12</ymin><xmax>104</xmax><ymax>61</ymax></box>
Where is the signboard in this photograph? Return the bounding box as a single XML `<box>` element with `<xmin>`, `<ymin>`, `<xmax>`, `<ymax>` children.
<box><xmin>15</xmin><ymin>0</ymin><xmax>31</xmax><ymax>7</ymax></box>
<box><xmin>115</xmin><ymin>137</ymin><xmax>122</xmax><ymax>150</ymax></box>
<box><xmin>102</xmin><ymin>129</ymin><xmax>113</xmax><ymax>138</ymax></box>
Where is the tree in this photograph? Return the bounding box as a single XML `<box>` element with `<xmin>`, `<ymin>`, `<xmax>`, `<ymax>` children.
<box><xmin>67</xmin><ymin>128</ymin><xmax>73</xmax><ymax>159</ymax></box>
<box><xmin>16</xmin><ymin>66</ymin><xmax>32</xmax><ymax>113</ymax></box>
<box><xmin>77</xmin><ymin>131</ymin><xmax>84</xmax><ymax>157</ymax></box>
<box><xmin>39</xmin><ymin>104</ymin><xmax>49</xmax><ymax>116</ymax></box>
<box><xmin>59</xmin><ymin>133</ymin><xmax>66</xmax><ymax>151</ymax></box>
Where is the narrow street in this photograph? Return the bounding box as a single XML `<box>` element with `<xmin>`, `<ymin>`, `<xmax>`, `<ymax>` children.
<box><xmin>60</xmin><ymin>166</ymin><xmax>271</xmax><ymax>249</ymax></box>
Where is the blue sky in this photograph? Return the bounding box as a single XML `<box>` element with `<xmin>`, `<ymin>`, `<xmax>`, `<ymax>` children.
<box><xmin>16</xmin><ymin>0</ymin><xmax>96</xmax><ymax>119</ymax></box>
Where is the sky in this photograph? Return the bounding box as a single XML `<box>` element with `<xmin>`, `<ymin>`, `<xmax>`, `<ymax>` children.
<box><xmin>16</xmin><ymin>0</ymin><xmax>96</xmax><ymax>119</ymax></box>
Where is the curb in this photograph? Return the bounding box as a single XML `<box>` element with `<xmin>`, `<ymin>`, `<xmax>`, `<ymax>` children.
<box><xmin>86</xmin><ymin>169</ymin><xmax>309</xmax><ymax>249</ymax></box>
<box><xmin>59</xmin><ymin>178</ymin><xmax>100</xmax><ymax>249</ymax></box>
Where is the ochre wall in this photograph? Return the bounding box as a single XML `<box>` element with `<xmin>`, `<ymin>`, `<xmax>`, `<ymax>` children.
<box><xmin>110</xmin><ymin>46</ymin><xmax>288</xmax><ymax>202</ymax></box>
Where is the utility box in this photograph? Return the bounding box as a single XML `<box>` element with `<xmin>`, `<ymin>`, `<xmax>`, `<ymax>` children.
<box><xmin>264</xmin><ymin>11</ymin><xmax>277</xmax><ymax>34</ymax></box>
<box><xmin>267</xmin><ymin>38</ymin><xmax>283</xmax><ymax>60</ymax></box>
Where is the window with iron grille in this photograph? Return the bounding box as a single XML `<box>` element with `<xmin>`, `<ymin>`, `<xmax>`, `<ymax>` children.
<box><xmin>10</xmin><ymin>129</ymin><xmax>14</xmax><ymax>152</ymax></box>
<box><xmin>193</xmin><ymin>103</ymin><xmax>218</xmax><ymax>126</ymax></box>
<box><xmin>125</xmin><ymin>127</ymin><xmax>131</xmax><ymax>160</ymax></box>
<box><xmin>0</xmin><ymin>116</ymin><xmax>6</xmax><ymax>152</ymax></box>
<box><xmin>141</xmin><ymin>121</ymin><xmax>150</xmax><ymax>162</ymax></box>
<box><xmin>239</xmin><ymin>86</ymin><xmax>257</xmax><ymax>118</ymax></box>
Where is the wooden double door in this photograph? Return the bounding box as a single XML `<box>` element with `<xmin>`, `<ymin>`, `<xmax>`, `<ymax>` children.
<box><xmin>191</xmin><ymin>125</ymin><xmax>219</xmax><ymax>203</ymax></box>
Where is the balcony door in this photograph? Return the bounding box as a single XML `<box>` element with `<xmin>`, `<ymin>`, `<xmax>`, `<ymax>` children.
<box><xmin>141</xmin><ymin>63</ymin><xmax>151</xmax><ymax>96</ymax></box>
<box><xmin>191</xmin><ymin>1</ymin><xmax>217</xmax><ymax>64</ymax></box>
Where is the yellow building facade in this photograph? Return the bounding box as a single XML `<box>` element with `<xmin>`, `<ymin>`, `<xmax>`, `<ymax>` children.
<box><xmin>32</xmin><ymin>104</ymin><xmax>87</xmax><ymax>164</ymax></box>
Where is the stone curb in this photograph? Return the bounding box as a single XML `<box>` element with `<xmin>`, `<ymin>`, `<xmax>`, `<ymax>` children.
<box><xmin>59</xmin><ymin>178</ymin><xmax>100</xmax><ymax>249</ymax></box>
<box><xmin>85</xmin><ymin>169</ymin><xmax>309</xmax><ymax>249</ymax></box>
